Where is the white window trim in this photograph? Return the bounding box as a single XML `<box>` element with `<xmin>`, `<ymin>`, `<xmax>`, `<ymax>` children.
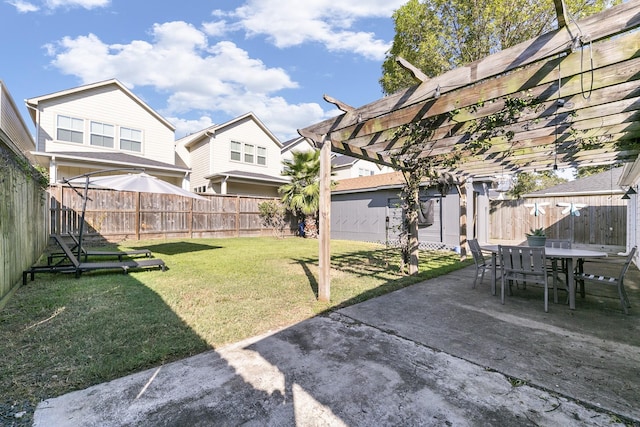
<box><xmin>230</xmin><ymin>140</ymin><xmax>267</xmax><ymax>166</ymax></box>
<box><xmin>56</xmin><ymin>114</ymin><xmax>84</xmax><ymax>144</ymax></box>
<box><xmin>120</xmin><ymin>126</ymin><xmax>143</xmax><ymax>153</ymax></box>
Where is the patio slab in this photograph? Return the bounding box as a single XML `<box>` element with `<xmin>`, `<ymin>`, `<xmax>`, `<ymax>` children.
<box><xmin>33</xmin><ymin>261</ymin><xmax>640</xmax><ymax>426</ymax></box>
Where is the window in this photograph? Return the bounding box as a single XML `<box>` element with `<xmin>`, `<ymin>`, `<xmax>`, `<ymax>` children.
<box><xmin>359</xmin><ymin>168</ymin><xmax>374</xmax><ymax>176</ymax></box>
<box><xmin>120</xmin><ymin>127</ymin><xmax>142</xmax><ymax>152</ymax></box>
<box><xmin>90</xmin><ymin>121</ymin><xmax>114</xmax><ymax>148</ymax></box>
<box><xmin>244</xmin><ymin>144</ymin><xmax>254</xmax><ymax>163</ymax></box>
<box><xmin>230</xmin><ymin>141</ymin><xmax>267</xmax><ymax>166</ymax></box>
<box><xmin>230</xmin><ymin>141</ymin><xmax>241</xmax><ymax>161</ymax></box>
<box><xmin>57</xmin><ymin>115</ymin><xmax>84</xmax><ymax>143</ymax></box>
<box><xmin>257</xmin><ymin>147</ymin><xmax>267</xmax><ymax>165</ymax></box>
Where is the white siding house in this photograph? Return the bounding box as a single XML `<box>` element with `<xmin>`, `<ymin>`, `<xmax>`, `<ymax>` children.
<box><xmin>175</xmin><ymin>112</ymin><xmax>288</xmax><ymax>197</ymax></box>
<box><xmin>1</xmin><ymin>81</ymin><xmax>35</xmax><ymax>159</ymax></box>
<box><xmin>331</xmin><ymin>154</ymin><xmax>394</xmax><ymax>180</ymax></box>
<box><xmin>25</xmin><ymin>79</ymin><xmax>189</xmax><ymax>186</ymax></box>
<box><xmin>281</xmin><ymin>136</ymin><xmax>316</xmax><ymax>170</ymax></box>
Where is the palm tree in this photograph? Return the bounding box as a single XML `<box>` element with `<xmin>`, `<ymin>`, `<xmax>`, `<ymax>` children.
<box><xmin>280</xmin><ymin>150</ymin><xmax>320</xmax><ymax>238</ymax></box>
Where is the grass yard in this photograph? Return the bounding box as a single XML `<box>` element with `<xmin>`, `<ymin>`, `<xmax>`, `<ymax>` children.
<box><xmin>0</xmin><ymin>237</ymin><xmax>470</xmax><ymax>425</ymax></box>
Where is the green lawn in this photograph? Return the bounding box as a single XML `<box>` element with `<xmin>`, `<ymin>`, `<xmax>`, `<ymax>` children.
<box><xmin>0</xmin><ymin>237</ymin><xmax>470</xmax><ymax>424</ymax></box>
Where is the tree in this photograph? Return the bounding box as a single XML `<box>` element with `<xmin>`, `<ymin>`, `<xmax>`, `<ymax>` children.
<box><xmin>279</xmin><ymin>150</ymin><xmax>321</xmax><ymax>238</ymax></box>
<box><xmin>508</xmin><ymin>171</ymin><xmax>567</xmax><ymax>199</ymax></box>
<box><xmin>381</xmin><ymin>0</ymin><xmax>619</xmax><ymax>95</ymax></box>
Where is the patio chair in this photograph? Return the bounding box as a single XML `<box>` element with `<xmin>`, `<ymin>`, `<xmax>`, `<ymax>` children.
<box><xmin>545</xmin><ymin>239</ymin><xmax>571</xmax><ymax>303</ymax></box>
<box><xmin>468</xmin><ymin>239</ymin><xmax>494</xmax><ymax>288</ymax></box>
<box><xmin>24</xmin><ymin>235</ymin><xmax>166</xmax><ymax>284</ymax></box>
<box><xmin>499</xmin><ymin>245</ymin><xmax>550</xmax><ymax>312</ymax></box>
<box><xmin>574</xmin><ymin>247</ymin><xmax>637</xmax><ymax>314</ymax></box>
<box><xmin>47</xmin><ymin>234</ymin><xmax>152</xmax><ymax>264</ymax></box>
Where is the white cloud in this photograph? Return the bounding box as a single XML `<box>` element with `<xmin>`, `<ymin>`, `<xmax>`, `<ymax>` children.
<box><xmin>7</xmin><ymin>0</ymin><xmax>108</xmax><ymax>12</ymax></box>
<box><xmin>226</xmin><ymin>0</ymin><xmax>405</xmax><ymax>60</ymax></box>
<box><xmin>169</xmin><ymin>116</ymin><xmax>215</xmax><ymax>139</ymax></box>
<box><xmin>6</xmin><ymin>0</ymin><xmax>39</xmax><ymax>12</ymax></box>
<box><xmin>44</xmin><ymin>0</ymin><xmax>109</xmax><ymax>9</ymax></box>
<box><xmin>47</xmin><ymin>21</ymin><xmax>328</xmax><ymax>140</ymax></box>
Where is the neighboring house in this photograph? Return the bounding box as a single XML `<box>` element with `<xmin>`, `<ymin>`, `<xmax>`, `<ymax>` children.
<box><xmin>175</xmin><ymin>112</ymin><xmax>288</xmax><ymax>197</ymax></box>
<box><xmin>281</xmin><ymin>136</ymin><xmax>316</xmax><ymax>169</ymax></box>
<box><xmin>331</xmin><ymin>171</ymin><xmax>471</xmax><ymax>251</ymax></box>
<box><xmin>1</xmin><ymin>80</ymin><xmax>35</xmax><ymax>159</ymax></box>
<box><xmin>25</xmin><ymin>79</ymin><xmax>189</xmax><ymax>187</ymax></box>
<box><xmin>331</xmin><ymin>154</ymin><xmax>394</xmax><ymax>180</ymax></box>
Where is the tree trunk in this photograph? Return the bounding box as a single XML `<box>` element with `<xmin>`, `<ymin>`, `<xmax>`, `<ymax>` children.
<box><xmin>304</xmin><ymin>215</ymin><xmax>318</xmax><ymax>239</ymax></box>
<box><xmin>408</xmin><ymin>188</ymin><xmax>420</xmax><ymax>275</ymax></box>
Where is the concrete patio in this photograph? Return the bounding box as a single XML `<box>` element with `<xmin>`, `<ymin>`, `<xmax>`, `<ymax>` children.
<box><xmin>34</xmin><ymin>256</ymin><xmax>640</xmax><ymax>426</ymax></box>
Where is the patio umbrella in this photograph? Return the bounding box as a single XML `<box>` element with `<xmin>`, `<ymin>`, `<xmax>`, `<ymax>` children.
<box><xmin>67</xmin><ymin>172</ymin><xmax>207</xmax><ymax>201</ymax></box>
<box><xmin>61</xmin><ymin>169</ymin><xmax>207</xmax><ymax>259</ymax></box>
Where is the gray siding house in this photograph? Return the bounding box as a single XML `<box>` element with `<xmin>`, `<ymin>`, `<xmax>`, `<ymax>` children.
<box><xmin>331</xmin><ymin>172</ymin><xmax>477</xmax><ymax>251</ymax></box>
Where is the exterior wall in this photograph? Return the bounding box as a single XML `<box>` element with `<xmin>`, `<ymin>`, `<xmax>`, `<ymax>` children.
<box><xmin>331</xmin><ymin>186</ymin><xmax>461</xmax><ymax>249</ymax></box>
<box><xmin>227</xmin><ymin>182</ymin><xmax>279</xmax><ymax>197</ymax></box>
<box><xmin>189</xmin><ymin>138</ymin><xmax>210</xmax><ymax>191</ymax></box>
<box><xmin>35</xmin><ymin>84</ymin><xmax>175</xmax><ymax>164</ymax></box>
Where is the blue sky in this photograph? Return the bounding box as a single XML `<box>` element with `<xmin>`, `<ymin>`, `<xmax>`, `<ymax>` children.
<box><xmin>0</xmin><ymin>0</ymin><xmax>406</xmax><ymax>141</ymax></box>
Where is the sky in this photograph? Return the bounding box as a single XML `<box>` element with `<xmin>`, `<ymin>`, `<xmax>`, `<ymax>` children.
<box><xmin>0</xmin><ymin>0</ymin><xmax>406</xmax><ymax>141</ymax></box>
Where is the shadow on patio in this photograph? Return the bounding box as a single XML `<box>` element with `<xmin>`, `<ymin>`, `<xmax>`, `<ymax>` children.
<box><xmin>33</xmin><ymin>256</ymin><xmax>640</xmax><ymax>426</ymax></box>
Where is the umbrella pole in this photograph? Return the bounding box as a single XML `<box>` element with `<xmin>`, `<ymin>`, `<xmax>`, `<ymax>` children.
<box><xmin>77</xmin><ymin>175</ymin><xmax>90</xmax><ymax>261</ymax></box>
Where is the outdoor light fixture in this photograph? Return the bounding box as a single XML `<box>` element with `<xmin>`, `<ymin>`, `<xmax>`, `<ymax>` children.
<box><xmin>622</xmin><ymin>186</ymin><xmax>636</xmax><ymax>199</ymax></box>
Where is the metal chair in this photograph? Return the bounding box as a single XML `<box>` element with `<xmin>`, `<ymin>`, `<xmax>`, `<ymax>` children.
<box><xmin>499</xmin><ymin>245</ymin><xmax>550</xmax><ymax>312</ymax></box>
<box><xmin>468</xmin><ymin>239</ymin><xmax>493</xmax><ymax>288</ymax></box>
<box><xmin>574</xmin><ymin>247</ymin><xmax>637</xmax><ymax>314</ymax></box>
<box><xmin>545</xmin><ymin>239</ymin><xmax>571</xmax><ymax>303</ymax></box>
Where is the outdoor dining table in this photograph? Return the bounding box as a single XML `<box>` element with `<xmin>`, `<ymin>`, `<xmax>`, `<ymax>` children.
<box><xmin>480</xmin><ymin>244</ymin><xmax>608</xmax><ymax>310</ymax></box>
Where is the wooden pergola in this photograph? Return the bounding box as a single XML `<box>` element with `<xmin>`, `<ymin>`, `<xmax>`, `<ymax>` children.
<box><xmin>299</xmin><ymin>0</ymin><xmax>640</xmax><ymax>301</ymax></box>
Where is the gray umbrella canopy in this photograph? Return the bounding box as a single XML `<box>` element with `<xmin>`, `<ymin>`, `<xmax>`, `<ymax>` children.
<box><xmin>67</xmin><ymin>172</ymin><xmax>207</xmax><ymax>200</ymax></box>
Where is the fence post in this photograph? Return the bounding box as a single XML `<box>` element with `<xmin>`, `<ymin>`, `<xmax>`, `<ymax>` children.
<box><xmin>235</xmin><ymin>195</ymin><xmax>240</xmax><ymax>237</ymax></box>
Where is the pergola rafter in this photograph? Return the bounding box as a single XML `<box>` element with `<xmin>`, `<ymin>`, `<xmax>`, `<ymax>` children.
<box><xmin>298</xmin><ymin>0</ymin><xmax>640</xmax><ymax>301</ymax></box>
<box><xmin>301</xmin><ymin>1</ymin><xmax>640</xmax><ymax>178</ymax></box>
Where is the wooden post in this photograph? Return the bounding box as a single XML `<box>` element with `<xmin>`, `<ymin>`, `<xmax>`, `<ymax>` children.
<box><xmin>135</xmin><ymin>192</ymin><xmax>140</xmax><ymax>240</ymax></box>
<box><xmin>318</xmin><ymin>136</ymin><xmax>331</xmax><ymax>302</ymax></box>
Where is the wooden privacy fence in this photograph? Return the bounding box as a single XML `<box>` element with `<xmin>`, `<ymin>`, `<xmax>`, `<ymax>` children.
<box><xmin>489</xmin><ymin>194</ymin><xmax>626</xmax><ymax>250</ymax></box>
<box><xmin>49</xmin><ymin>185</ymin><xmax>295</xmax><ymax>241</ymax></box>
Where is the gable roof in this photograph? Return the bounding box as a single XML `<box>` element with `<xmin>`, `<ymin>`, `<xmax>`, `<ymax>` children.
<box><xmin>525</xmin><ymin>167</ymin><xmax>625</xmax><ymax>197</ymax></box>
<box><xmin>25</xmin><ymin>79</ymin><xmax>175</xmax><ymax>131</ymax></box>
<box><xmin>178</xmin><ymin>112</ymin><xmax>282</xmax><ymax>149</ymax></box>
<box><xmin>204</xmin><ymin>170</ymin><xmax>289</xmax><ymax>185</ymax></box>
<box><xmin>331</xmin><ymin>155</ymin><xmax>358</xmax><ymax>168</ymax></box>
<box><xmin>281</xmin><ymin>136</ymin><xmax>315</xmax><ymax>153</ymax></box>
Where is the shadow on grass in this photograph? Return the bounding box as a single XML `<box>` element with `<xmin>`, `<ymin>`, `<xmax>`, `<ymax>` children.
<box><xmin>297</xmin><ymin>260</ymin><xmax>319</xmax><ymax>299</ymax></box>
<box><xmin>137</xmin><ymin>241</ymin><xmax>223</xmax><ymax>255</ymax></box>
<box><xmin>0</xmin><ymin>273</ymin><xmax>212</xmax><ymax>425</ymax></box>
<box><xmin>295</xmin><ymin>247</ymin><xmax>471</xmax><ymax>310</ymax></box>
